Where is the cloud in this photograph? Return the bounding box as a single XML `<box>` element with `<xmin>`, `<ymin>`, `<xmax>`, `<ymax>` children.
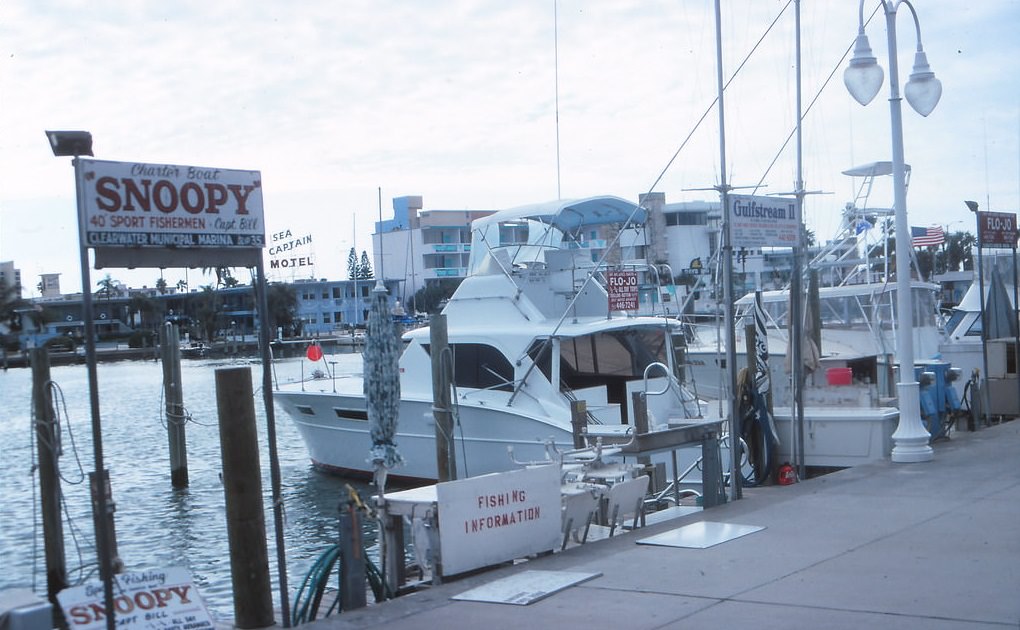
<box><xmin>2</xmin><ymin>0</ymin><xmax>1018</xmax><ymax>293</ymax></box>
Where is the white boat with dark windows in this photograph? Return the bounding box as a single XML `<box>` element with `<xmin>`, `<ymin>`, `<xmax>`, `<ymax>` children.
<box><xmin>274</xmin><ymin>196</ymin><xmax>708</xmax><ymax>483</ymax></box>
<box><xmin>687</xmin><ymin>162</ymin><xmax>945</xmax><ymax>407</ymax></box>
<box><xmin>682</xmin><ymin>162</ymin><xmax>965</xmax><ymax>466</ymax></box>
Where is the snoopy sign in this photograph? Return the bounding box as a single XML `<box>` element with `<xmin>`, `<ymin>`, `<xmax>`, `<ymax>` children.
<box><xmin>77</xmin><ymin>159</ymin><xmax>265</xmax><ymax>269</ymax></box>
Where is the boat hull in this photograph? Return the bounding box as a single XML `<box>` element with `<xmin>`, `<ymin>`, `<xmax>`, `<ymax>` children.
<box><xmin>275</xmin><ymin>388</ymin><xmax>576</xmax><ymax>483</ymax></box>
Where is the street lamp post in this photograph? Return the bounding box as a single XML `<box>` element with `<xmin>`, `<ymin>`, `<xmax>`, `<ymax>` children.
<box><xmin>844</xmin><ymin>0</ymin><xmax>941</xmax><ymax>462</ymax></box>
<box><xmin>46</xmin><ymin>130</ymin><xmax>120</xmax><ymax>629</ymax></box>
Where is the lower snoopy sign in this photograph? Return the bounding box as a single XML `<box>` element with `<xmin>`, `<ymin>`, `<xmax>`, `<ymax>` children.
<box><xmin>57</xmin><ymin>567</ymin><xmax>213</xmax><ymax>630</ymax></box>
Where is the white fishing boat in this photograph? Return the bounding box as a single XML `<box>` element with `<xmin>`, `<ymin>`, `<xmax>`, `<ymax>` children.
<box><xmin>686</xmin><ymin>163</ymin><xmax>945</xmax><ymax>407</ymax></box>
<box><xmin>939</xmin><ymin>249</ymin><xmax>1015</xmax><ymax>382</ymax></box>
<box><xmin>275</xmin><ymin>196</ymin><xmax>706</xmax><ymax>483</ymax></box>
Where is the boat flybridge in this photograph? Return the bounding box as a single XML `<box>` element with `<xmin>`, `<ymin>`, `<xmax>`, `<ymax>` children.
<box><xmin>275</xmin><ymin>196</ymin><xmax>707</xmax><ymax>483</ymax></box>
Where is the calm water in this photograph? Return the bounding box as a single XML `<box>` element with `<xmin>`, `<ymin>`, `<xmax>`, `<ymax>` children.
<box><xmin>0</xmin><ymin>351</ymin><xmax>374</xmax><ymax>621</ymax></box>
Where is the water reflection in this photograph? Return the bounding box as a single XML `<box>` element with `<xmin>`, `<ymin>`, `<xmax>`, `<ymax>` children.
<box><xmin>0</xmin><ymin>354</ymin><xmax>380</xmax><ymax>620</ymax></box>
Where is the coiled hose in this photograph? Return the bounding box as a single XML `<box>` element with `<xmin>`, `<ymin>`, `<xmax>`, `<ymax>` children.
<box><xmin>291</xmin><ymin>541</ymin><xmax>391</xmax><ymax>625</ymax></box>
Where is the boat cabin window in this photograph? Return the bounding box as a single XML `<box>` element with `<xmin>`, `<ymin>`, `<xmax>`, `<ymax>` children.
<box><xmin>528</xmin><ymin>328</ymin><xmax>669</xmax><ymax>386</ymax></box>
<box><xmin>422</xmin><ymin>343</ymin><xmax>515</xmax><ymax>391</ymax></box>
<box><xmin>945</xmin><ymin>309</ymin><xmax>981</xmax><ymax>337</ymax></box>
<box><xmin>499</xmin><ymin>222</ymin><xmax>529</xmax><ymax>246</ymax></box>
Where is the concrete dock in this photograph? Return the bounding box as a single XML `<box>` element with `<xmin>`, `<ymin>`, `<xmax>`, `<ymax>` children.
<box><xmin>310</xmin><ymin>421</ymin><xmax>1020</xmax><ymax>629</ymax></box>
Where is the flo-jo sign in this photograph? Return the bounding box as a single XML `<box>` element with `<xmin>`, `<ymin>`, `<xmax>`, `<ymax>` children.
<box><xmin>607</xmin><ymin>270</ymin><xmax>639</xmax><ymax>310</ymax></box>
<box><xmin>79</xmin><ymin>159</ymin><xmax>265</xmax><ymax>249</ymax></box>
<box><xmin>978</xmin><ymin>211</ymin><xmax>1018</xmax><ymax>249</ymax></box>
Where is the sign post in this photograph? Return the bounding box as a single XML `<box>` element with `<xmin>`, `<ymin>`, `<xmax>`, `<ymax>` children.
<box><xmin>975</xmin><ymin>210</ymin><xmax>1020</xmax><ymax>425</ymax></box>
<box><xmin>52</xmin><ymin>148</ymin><xmax>290</xmax><ymax>627</ymax></box>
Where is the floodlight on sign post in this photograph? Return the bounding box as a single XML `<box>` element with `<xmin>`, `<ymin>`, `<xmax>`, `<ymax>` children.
<box><xmin>46</xmin><ymin>130</ymin><xmax>120</xmax><ymax>630</ymax></box>
<box><xmin>844</xmin><ymin>0</ymin><xmax>942</xmax><ymax>462</ymax></box>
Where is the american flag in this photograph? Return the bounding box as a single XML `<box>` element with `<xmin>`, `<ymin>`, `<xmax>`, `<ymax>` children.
<box><xmin>911</xmin><ymin>225</ymin><xmax>945</xmax><ymax>247</ymax></box>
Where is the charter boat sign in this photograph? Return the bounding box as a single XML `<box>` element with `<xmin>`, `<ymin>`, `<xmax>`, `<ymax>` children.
<box><xmin>728</xmin><ymin>194</ymin><xmax>798</xmax><ymax>249</ymax></box>
<box><xmin>77</xmin><ymin>159</ymin><xmax>265</xmax><ymax>268</ymax></box>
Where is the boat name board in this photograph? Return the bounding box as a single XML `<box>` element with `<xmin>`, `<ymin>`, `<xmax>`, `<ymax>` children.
<box><xmin>728</xmin><ymin>194</ymin><xmax>798</xmax><ymax>248</ymax></box>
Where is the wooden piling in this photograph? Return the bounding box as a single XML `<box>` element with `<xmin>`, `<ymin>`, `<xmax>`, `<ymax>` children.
<box><xmin>215</xmin><ymin>366</ymin><xmax>274</xmax><ymax>629</ymax></box>
<box><xmin>338</xmin><ymin>494</ymin><xmax>367</xmax><ymax>610</ymax></box>
<box><xmin>430</xmin><ymin>313</ymin><xmax>457</xmax><ymax>481</ymax></box>
<box><xmin>630</xmin><ymin>392</ymin><xmax>652</xmax><ymax>469</ymax></box>
<box><xmin>160</xmin><ymin>323</ymin><xmax>189</xmax><ymax>488</ymax></box>
<box><xmin>570</xmin><ymin>399</ymin><xmax>587</xmax><ymax>449</ymax></box>
<box><xmin>31</xmin><ymin>348</ymin><xmax>68</xmax><ymax>621</ymax></box>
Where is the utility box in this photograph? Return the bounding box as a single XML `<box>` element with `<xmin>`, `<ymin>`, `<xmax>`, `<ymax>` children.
<box><xmin>986</xmin><ymin>339</ymin><xmax>1019</xmax><ymax>416</ymax></box>
<box><xmin>0</xmin><ymin>589</ymin><xmax>52</xmax><ymax>630</ymax></box>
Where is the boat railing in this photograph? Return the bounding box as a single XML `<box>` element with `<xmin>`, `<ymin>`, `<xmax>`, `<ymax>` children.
<box><xmin>641</xmin><ymin>361</ymin><xmax>701</xmax><ymax>419</ymax></box>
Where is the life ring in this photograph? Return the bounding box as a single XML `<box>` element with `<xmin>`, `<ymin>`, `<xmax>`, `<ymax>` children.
<box><xmin>99</xmin><ymin>313</ymin><xmax>107</xmax><ymax>320</ymax></box>
<box><xmin>66</xmin><ymin>315</ymin><xmax>73</xmax><ymax>321</ymax></box>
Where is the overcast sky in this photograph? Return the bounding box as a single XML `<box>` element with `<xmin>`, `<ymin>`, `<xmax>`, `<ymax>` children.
<box><xmin>1</xmin><ymin>0</ymin><xmax>1018</xmax><ymax>295</ymax></box>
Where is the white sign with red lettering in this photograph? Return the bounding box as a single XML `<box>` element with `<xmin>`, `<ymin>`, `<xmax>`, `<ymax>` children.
<box><xmin>729</xmin><ymin>194</ymin><xmax>798</xmax><ymax>248</ymax></box>
<box><xmin>57</xmin><ymin>567</ymin><xmax>213</xmax><ymax>630</ymax></box>
<box><xmin>78</xmin><ymin>159</ymin><xmax>265</xmax><ymax>249</ymax></box>
<box><xmin>436</xmin><ymin>464</ymin><xmax>560</xmax><ymax>576</ymax></box>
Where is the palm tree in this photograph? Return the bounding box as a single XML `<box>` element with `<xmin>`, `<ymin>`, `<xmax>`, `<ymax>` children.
<box><xmin>201</xmin><ymin>266</ymin><xmax>235</xmax><ymax>288</ymax></box>
<box><xmin>128</xmin><ymin>294</ymin><xmax>158</xmax><ymax>330</ymax></box>
<box><xmin>266</xmin><ymin>283</ymin><xmax>298</xmax><ymax>337</ymax></box>
<box><xmin>97</xmin><ymin>274</ymin><xmax>117</xmax><ymax>300</ymax></box>
<box><xmin>189</xmin><ymin>286</ymin><xmax>219</xmax><ymax>341</ymax></box>
<box><xmin>936</xmin><ymin>230</ymin><xmax>976</xmax><ymax>274</ymax></box>
<box><xmin>1</xmin><ymin>278</ymin><xmax>27</xmax><ymax>336</ymax></box>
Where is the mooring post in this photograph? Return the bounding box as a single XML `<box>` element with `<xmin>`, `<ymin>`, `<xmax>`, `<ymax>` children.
<box><xmin>430</xmin><ymin>313</ymin><xmax>457</xmax><ymax>481</ymax></box>
<box><xmin>160</xmin><ymin>323</ymin><xmax>189</xmax><ymax>488</ymax></box>
<box><xmin>630</xmin><ymin>392</ymin><xmax>652</xmax><ymax>472</ymax></box>
<box><xmin>570</xmin><ymin>399</ymin><xmax>587</xmax><ymax>449</ymax></box>
<box><xmin>338</xmin><ymin>492</ymin><xmax>367</xmax><ymax>610</ymax></box>
<box><xmin>215</xmin><ymin>366</ymin><xmax>274</xmax><ymax>629</ymax></box>
<box><xmin>88</xmin><ymin>469</ymin><xmax>122</xmax><ymax>575</ymax></box>
<box><xmin>31</xmin><ymin>348</ymin><xmax>68</xmax><ymax>623</ymax></box>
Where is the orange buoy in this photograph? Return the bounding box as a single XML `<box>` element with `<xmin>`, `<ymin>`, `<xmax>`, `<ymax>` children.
<box><xmin>306</xmin><ymin>344</ymin><xmax>323</xmax><ymax>361</ymax></box>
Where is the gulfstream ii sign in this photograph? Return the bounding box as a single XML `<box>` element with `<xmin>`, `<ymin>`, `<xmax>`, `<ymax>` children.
<box><xmin>79</xmin><ymin>159</ymin><xmax>265</xmax><ymax>249</ymax></box>
<box><xmin>728</xmin><ymin>194</ymin><xmax>798</xmax><ymax>248</ymax></box>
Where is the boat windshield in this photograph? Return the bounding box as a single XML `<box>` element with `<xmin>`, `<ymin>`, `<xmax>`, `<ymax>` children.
<box><xmin>945</xmin><ymin>309</ymin><xmax>981</xmax><ymax>337</ymax></box>
<box><xmin>742</xmin><ymin>286</ymin><xmax>938</xmax><ymax>330</ymax></box>
<box><xmin>528</xmin><ymin>326</ymin><xmax>670</xmax><ymax>385</ymax></box>
<box><xmin>468</xmin><ymin>217</ymin><xmax>566</xmax><ymax>274</ymax></box>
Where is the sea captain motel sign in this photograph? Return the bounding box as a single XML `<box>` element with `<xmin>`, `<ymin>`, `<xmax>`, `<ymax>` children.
<box><xmin>79</xmin><ymin>159</ymin><xmax>265</xmax><ymax>269</ymax></box>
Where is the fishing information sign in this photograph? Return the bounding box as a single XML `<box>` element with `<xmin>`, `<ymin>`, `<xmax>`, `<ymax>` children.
<box><xmin>977</xmin><ymin>211</ymin><xmax>1018</xmax><ymax>249</ymax></box>
<box><xmin>436</xmin><ymin>465</ymin><xmax>560</xmax><ymax>576</ymax></box>
<box><xmin>57</xmin><ymin>567</ymin><xmax>213</xmax><ymax>630</ymax></box>
<box><xmin>728</xmin><ymin>194</ymin><xmax>798</xmax><ymax>248</ymax></box>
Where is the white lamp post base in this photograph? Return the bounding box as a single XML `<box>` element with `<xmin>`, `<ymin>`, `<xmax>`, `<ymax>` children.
<box><xmin>891</xmin><ymin>381</ymin><xmax>933</xmax><ymax>462</ymax></box>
